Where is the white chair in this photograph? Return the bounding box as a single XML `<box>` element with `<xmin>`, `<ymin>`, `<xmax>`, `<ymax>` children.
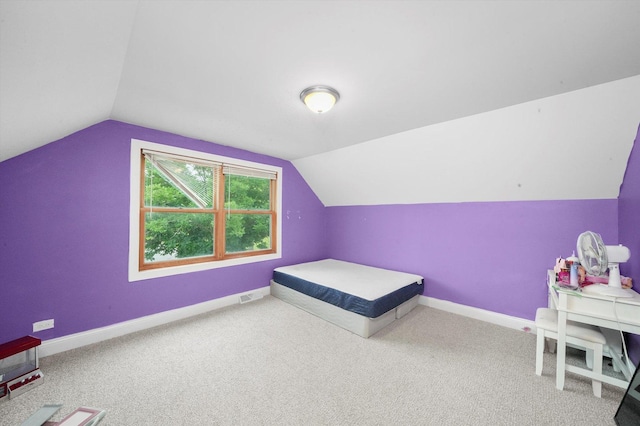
<box><xmin>535</xmin><ymin>307</ymin><xmax>607</xmax><ymax>397</ymax></box>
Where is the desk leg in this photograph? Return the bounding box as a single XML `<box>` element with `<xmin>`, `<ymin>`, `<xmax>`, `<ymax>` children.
<box><xmin>556</xmin><ymin>309</ymin><xmax>567</xmax><ymax>390</ymax></box>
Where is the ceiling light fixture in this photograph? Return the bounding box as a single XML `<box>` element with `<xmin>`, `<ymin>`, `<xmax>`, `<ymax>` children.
<box><xmin>300</xmin><ymin>85</ymin><xmax>340</xmax><ymax>113</ymax></box>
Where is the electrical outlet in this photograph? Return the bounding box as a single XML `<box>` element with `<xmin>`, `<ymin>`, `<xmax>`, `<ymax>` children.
<box><xmin>33</xmin><ymin>319</ymin><xmax>54</xmax><ymax>332</ymax></box>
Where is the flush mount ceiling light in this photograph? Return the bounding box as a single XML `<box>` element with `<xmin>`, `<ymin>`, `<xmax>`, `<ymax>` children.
<box><xmin>300</xmin><ymin>85</ymin><xmax>340</xmax><ymax>113</ymax></box>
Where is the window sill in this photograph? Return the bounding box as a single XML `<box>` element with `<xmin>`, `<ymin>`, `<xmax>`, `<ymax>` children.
<box><xmin>128</xmin><ymin>252</ymin><xmax>281</xmax><ymax>282</ymax></box>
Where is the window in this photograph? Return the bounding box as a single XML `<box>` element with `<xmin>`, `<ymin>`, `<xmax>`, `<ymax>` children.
<box><xmin>129</xmin><ymin>140</ymin><xmax>282</xmax><ymax>281</ymax></box>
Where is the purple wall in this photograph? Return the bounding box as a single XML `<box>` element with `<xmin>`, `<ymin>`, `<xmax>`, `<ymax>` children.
<box><xmin>1</xmin><ymin>119</ymin><xmax>636</xmax><ymax>359</ymax></box>
<box><xmin>0</xmin><ymin>120</ymin><xmax>327</xmax><ymax>343</ymax></box>
<box><xmin>327</xmin><ymin>200</ymin><xmax>617</xmax><ymax>321</ymax></box>
<box><xmin>619</xmin><ymin>124</ymin><xmax>640</xmax><ymax>364</ymax></box>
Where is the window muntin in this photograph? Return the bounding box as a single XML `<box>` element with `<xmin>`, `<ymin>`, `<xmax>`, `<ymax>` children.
<box><xmin>129</xmin><ymin>139</ymin><xmax>282</xmax><ymax>281</ymax></box>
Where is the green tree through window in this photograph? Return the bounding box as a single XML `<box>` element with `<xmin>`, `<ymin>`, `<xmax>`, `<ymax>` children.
<box><xmin>140</xmin><ymin>151</ymin><xmax>277</xmax><ymax>270</ymax></box>
<box><xmin>224</xmin><ymin>174</ymin><xmax>271</xmax><ymax>253</ymax></box>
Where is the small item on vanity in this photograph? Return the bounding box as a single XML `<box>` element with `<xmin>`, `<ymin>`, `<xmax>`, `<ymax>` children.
<box><xmin>569</xmin><ymin>263</ymin><xmax>579</xmax><ymax>288</ymax></box>
<box><xmin>554</xmin><ymin>257</ymin><xmax>568</xmax><ymax>274</ymax></box>
<box><xmin>567</xmin><ymin>252</ymin><xmax>580</xmax><ymax>288</ymax></box>
<box><xmin>566</xmin><ymin>251</ymin><xmax>579</xmax><ymax>267</ymax></box>
<box><xmin>557</xmin><ymin>252</ymin><xmax>580</xmax><ymax>289</ymax></box>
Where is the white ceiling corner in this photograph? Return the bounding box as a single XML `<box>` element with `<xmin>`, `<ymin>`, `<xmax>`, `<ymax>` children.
<box><xmin>0</xmin><ymin>0</ymin><xmax>137</xmax><ymax>160</ymax></box>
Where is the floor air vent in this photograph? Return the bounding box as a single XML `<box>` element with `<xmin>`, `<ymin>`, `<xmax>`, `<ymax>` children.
<box><xmin>239</xmin><ymin>292</ymin><xmax>263</xmax><ymax>304</ymax></box>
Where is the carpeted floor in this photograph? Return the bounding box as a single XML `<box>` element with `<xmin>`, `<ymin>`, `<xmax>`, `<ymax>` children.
<box><xmin>0</xmin><ymin>296</ymin><xmax>627</xmax><ymax>425</ymax></box>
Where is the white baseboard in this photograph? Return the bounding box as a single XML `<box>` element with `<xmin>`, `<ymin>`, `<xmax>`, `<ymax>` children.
<box><xmin>40</xmin><ymin>286</ymin><xmax>271</xmax><ymax>357</ymax></box>
<box><xmin>419</xmin><ymin>295</ymin><xmax>536</xmax><ymax>333</ymax></box>
<box><xmin>41</xmin><ymin>289</ymin><xmax>534</xmax><ymax>357</ymax></box>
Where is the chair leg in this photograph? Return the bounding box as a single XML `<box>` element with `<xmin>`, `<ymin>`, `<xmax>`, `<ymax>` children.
<box><xmin>610</xmin><ymin>348</ymin><xmax>622</xmax><ymax>373</ymax></box>
<box><xmin>547</xmin><ymin>338</ymin><xmax>556</xmax><ymax>354</ymax></box>
<box><xmin>591</xmin><ymin>344</ymin><xmax>603</xmax><ymax>398</ymax></box>
<box><xmin>536</xmin><ymin>330</ymin><xmax>545</xmax><ymax>376</ymax></box>
<box><xmin>586</xmin><ymin>348</ymin><xmax>594</xmax><ymax>370</ymax></box>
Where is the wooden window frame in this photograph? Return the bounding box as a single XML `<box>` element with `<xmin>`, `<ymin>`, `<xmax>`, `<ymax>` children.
<box><xmin>128</xmin><ymin>139</ymin><xmax>282</xmax><ymax>282</ymax></box>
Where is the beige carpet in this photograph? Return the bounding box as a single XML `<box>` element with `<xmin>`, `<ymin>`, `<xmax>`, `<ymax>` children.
<box><xmin>0</xmin><ymin>296</ymin><xmax>626</xmax><ymax>425</ymax></box>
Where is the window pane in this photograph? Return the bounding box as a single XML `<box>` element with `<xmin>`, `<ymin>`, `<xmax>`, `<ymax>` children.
<box><xmin>225</xmin><ymin>214</ymin><xmax>271</xmax><ymax>253</ymax></box>
<box><xmin>224</xmin><ymin>175</ymin><xmax>270</xmax><ymax>210</ymax></box>
<box><xmin>145</xmin><ymin>157</ymin><xmax>216</xmax><ymax>208</ymax></box>
<box><xmin>144</xmin><ymin>212</ymin><xmax>214</xmax><ymax>262</ymax></box>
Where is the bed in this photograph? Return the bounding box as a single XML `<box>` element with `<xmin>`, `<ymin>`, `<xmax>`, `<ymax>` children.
<box><xmin>270</xmin><ymin>259</ymin><xmax>424</xmax><ymax>338</ymax></box>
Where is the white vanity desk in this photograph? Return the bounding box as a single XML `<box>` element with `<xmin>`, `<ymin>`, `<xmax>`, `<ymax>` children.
<box><xmin>546</xmin><ymin>270</ymin><xmax>640</xmax><ymax>391</ymax></box>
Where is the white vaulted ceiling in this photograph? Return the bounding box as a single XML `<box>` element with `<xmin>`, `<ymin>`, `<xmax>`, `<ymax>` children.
<box><xmin>1</xmin><ymin>1</ymin><xmax>639</xmax><ymax>204</ymax></box>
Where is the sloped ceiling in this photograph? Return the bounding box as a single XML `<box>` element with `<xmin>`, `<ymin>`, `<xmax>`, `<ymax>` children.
<box><xmin>294</xmin><ymin>76</ymin><xmax>640</xmax><ymax>205</ymax></box>
<box><xmin>1</xmin><ymin>1</ymin><xmax>639</xmax><ymax>204</ymax></box>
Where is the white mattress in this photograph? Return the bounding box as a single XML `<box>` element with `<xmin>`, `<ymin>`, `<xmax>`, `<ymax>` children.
<box><xmin>271</xmin><ymin>259</ymin><xmax>424</xmax><ymax>337</ymax></box>
<box><xmin>273</xmin><ymin>259</ymin><xmax>423</xmax><ymax>301</ymax></box>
